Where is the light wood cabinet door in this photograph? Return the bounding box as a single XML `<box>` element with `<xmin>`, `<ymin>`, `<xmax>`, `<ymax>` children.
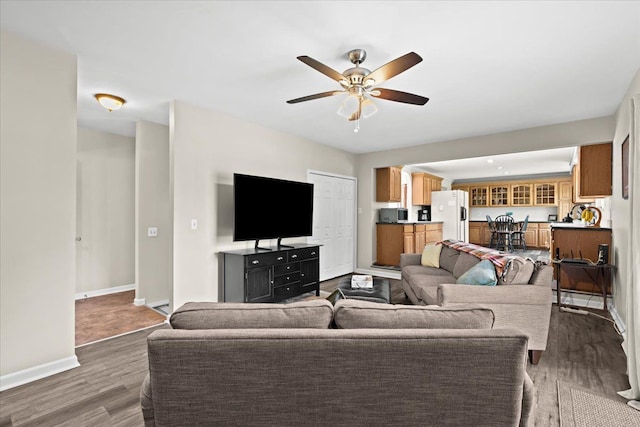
<box><xmin>534</xmin><ymin>183</ymin><xmax>557</xmax><ymax>206</ymax></box>
<box><xmin>432</xmin><ymin>177</ymin><xmax>443</xmax><ymax>192</ymax></box>
<box><xmin>524</xmin><ymin>226</ymin><xmax>538</xmax><ymax>248</ymax></box>
<box><xmin>424</xmin><ymin>223</ymin><xmax>443</xmax><ymax>244</ymax></box>
<box><xmin>558</xmin><ymin>199</ymin><xmax>572</xmax><ymax>220</ymax></box>
<box><xmin>376</xmin><ymin>167</ymin><xmax>402</xmax><ymax>202</ymax></box>
<box><xmin>559</xmin><ymin>181</ymin><xmax>572</xmax><ymax>200</ymax></box>
<box><xmin>414</xmin><ymin>225</ymin><xmax>426</xmax><ymax>253</ymax></box>
<box><xmin>403</xmin><ymin>227</ymin><xmax>415</xmax><ymax>254</ymax></box>
<box><xmin>412</xmin><ymin>173</ymin><xmax>438</xmax><ymax>205</ymax></box>
<box><xmin>376</xmin><ymin>224</ymin><xmax>404</xmax><ymax>266</ymax></box>
<box><xmin>537</xmin><ymin>224</ymin><xmax>551</xmax><ymax>249</ymax></box>
<box><xmin>470</xmin><ymin>186</ymin><xmax>489</xmax><ymax>207</ymax></box>
<box><xmin>511</xmin><ymin>184</ymin><xmax>533</xmax><ymax>206</ymax></box>
<box><xmin>490</xmin><ymin>185</ymin><xmax>509</xmax><ymax>206</ymax></box>
<box><xmin>469</xmin><ymin>223</ymin><xmax>483</xmax><ymax>245</ymax></box>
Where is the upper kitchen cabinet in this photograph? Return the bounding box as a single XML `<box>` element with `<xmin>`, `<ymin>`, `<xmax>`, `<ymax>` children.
<box><xmin>510</xmin><ymin>184</ymin><xmax>533</xmax><ymax>206</ymax></box>
<box><xmin>469</xmin><ymin>186</ymin><xmax>489</xmax><ymax>207</ymax></box>
<box><xmin>376</xmin><ymin>166</ymin><xmax>402</xmax><ymax>202</ymax></box>
<box><xmin>489</xmin><ymin>185</ymin><xmax>509</xmax><ymax>206</ymax></box>
<box><xmin>534</xmin><ymin>183</ymin><xmax>557</xmax><ymax>206</ymax></box>
<box><xmin>412</xmin><ymin>172</ymin><xmax>443</xmax><ymax>205</ymax></box>
<box><xmin>574</xmin><ymin>142</ymin><xmax>612</xmax><ymax>199</ymax></box>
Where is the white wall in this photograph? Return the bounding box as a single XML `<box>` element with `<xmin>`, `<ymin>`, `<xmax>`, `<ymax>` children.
<box><xmin>611</xmin><ymin>68</ymin><xmax>640</xmax><ymax>325</ymax></box>
<box><xmin>355</xmin><ymin>116</ymin><xmax>615</xmax><ymax>270</ymax></box>
<box><xmin>135</xmin><ymin>121</ymin><xmax>172</xmax><ymax>308</ymax></box>
<box><xmin>76</xmin><ymin>128</ymin><xmax>135</xmax><ymax>294</ymax></box>
<box><xmin>170</xmin><ymin>101</ymin><xmax>356</xmax><ymax>308</ymax></box>
<box><xmin>0</xmin><ymin>31</ymin><xmax>78</xmax><ymax>384</ymax></box>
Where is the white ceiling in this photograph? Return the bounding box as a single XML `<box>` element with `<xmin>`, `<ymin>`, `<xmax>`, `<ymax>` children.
<box><xmin>1</xmin><ymin>1</ymin><xmax>639</xmax><ymax>179</ymax></box>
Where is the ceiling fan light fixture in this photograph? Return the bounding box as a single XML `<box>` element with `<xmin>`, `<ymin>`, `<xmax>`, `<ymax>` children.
<box><xmin>337</xmin><ymin>94</ymin><xmax>360</xmax><ymax>118</ymax></box>
<box><xmin>361</xmin><ymin>98</ymin><xmax>378</xmax><ymax>119</ymax></box>
<box><xmin>95</xmin><ymin>93</ymin><xmax>126</xmax><ymax>112</ymax></box>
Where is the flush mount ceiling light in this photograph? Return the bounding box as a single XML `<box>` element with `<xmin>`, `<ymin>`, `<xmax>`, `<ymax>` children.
<box><xmin>94</xmin><ymin>93</ymin><xmax>126</xmax><ymax>112</ymax></box>
<box><xmin>287</xmin><ymin>49</ymin><xmax>429</xmax><ymax>133</ymax></box>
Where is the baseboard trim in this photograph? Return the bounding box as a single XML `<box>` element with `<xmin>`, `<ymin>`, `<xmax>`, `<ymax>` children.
<box><xmin>75</xmin><ymin>284</ymin><xmax>135</xmax><ymax>300</ymax></box>
<box><xmin>133</xmin><ymin>298</ymin><xmax>146</xmax><ymax>306</ymax></box>
<box><xmin>0</xmin><ymin>355</ymin><xmax>80</xmax><ymax>392</ymax></box>
<box><xmin>554</xmin><ymin>290</ymin><xmax>607</xmax><ymax>310</ymax></box>
<box><xmin>608</xmin><ymin>305</ymin><xmax>627</xmax><ymax>339</ymax></box>
<box><xmin>355</xmin><ymin>267</ymin><xmax>401</xmax><ymax>280</ymax></box>
<box><xmin>147</xmin><ymin>299</ymin><xmax>169</xmax><ymax>308</ymax></box>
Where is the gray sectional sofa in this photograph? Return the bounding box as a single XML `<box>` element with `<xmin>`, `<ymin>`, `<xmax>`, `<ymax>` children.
<box><xmin>141</xmin><ymin>299</ymin><xmax>535</xmax><ymax>426</ymax></box>
<box><xmin>401</xmin><ymin>243</ymin><xmax>553</xmax><ymax>364</ymax></box>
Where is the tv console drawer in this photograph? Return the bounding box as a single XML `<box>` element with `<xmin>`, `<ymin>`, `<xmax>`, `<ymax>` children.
<box><xmin>274</xmin><ymin>262</ymin><xmax>300</xmax><ymax>276</ymax></box>
<box><xmin>273</xmin><ymin>283</ymin><xmax>301</xmax><ymax>301</ymax></box>
<box><xmin>288</xmin><ymin>247</ymin><xmax>319</xmax><ymax>261</ymax></box>
<box><xmin>273</xmin><ymin>272</ymin><xmax>301</xmax><ymax>287</ymax></box>
<box><xmin>245</xmin><ymin>252</ymin><xmax>287</xmax><ymax>268</ymax></box>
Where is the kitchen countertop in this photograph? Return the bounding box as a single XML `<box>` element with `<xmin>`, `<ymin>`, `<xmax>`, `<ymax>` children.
<box><xmin>549</xmin><ymin>222</ymin><xmax>612</xmax><ymax>230</ymax></box>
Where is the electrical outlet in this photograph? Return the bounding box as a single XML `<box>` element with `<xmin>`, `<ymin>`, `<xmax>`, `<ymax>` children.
<box><xmin>148</xmin><ymin>227</ymin><xmax>158</xmax><ymax>237</ymax></box>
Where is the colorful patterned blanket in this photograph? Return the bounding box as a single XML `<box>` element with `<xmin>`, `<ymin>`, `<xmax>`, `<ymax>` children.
<box><xmin>440</xmin><ymin>239</ymin><xmax>517</xmax><ymax>278</ymax></box>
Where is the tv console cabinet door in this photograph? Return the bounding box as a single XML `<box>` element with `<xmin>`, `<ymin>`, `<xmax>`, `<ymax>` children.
<box><xmin>245</xmin><ymin>266</ymin><xmax>273</xmax><ymax>303</ymax></box>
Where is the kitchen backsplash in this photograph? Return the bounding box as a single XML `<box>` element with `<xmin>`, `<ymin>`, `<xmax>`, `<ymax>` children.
<box><xmin>470</xmin><ymin>206</ymin><xmax>558</xmax><ymax>222</ymax></box>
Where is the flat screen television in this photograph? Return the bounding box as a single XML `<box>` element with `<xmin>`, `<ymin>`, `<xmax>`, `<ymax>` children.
<box><xmin>233</xmin><ymin>173</ymin><xmax>314</xmax><ymax>248</ymax></box>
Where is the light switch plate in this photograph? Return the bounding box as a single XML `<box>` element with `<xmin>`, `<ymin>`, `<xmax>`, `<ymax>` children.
<box><xmin>191</xmin><ymin>219</ymin><xmax>198</xmax><ymax>230</ymax></box>
<box><xmin>148</xmin><ymin>227</ymin><xmax>158</xmax><ymax>237</ymax></box>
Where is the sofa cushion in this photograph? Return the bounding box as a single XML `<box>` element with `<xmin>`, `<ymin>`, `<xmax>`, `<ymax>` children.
<box><xmin>404</xmin><ymin>270</ymin><xmax>457</xmax><ymax>305</ymax></box>
<box><xmin>498</xmin><ymin>257</ymin><xmax>535</xmax><ymax>285</ymax></box>
<box><xmin>421</xmin><ymin>243</ymin><xmax>442</xmax><ymax>267</ymax></box>
<box><xmin>439</xmin><ymin>245</ymin><xmax>460</xmax><ymax>273</ymax></box>
<box><xmin>453</xmin><ymin>252</ymin><xmax>481</xmax><ymax>278</ymax></box>
<box><xmin>403</xmin><ymin>265</ymin><xmax>454</xmax><ymax>278</ymax></box>
<box><xmin>170</xmin><ymin>300</ymin><xmax>334</xmax><ymax>329</ymax></box>
<box><xmin>456</xmin><ymin>259</ymin><xmax>498</xmax><ymax>286</ymax></box>
<box><xmin>333</xmin><ymin>299</ymin><xmax>495</xmax><ymax>329</ymax></box>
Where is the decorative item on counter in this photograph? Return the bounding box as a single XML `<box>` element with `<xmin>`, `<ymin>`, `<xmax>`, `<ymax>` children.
<box><xmin>581</xmin><ymin>206</ymin><xmax>601</xmax><ymax>227</ymax></box>
<box><xmin>548</xmin><ymin>214</ymin><xmax>557</xmax><ymax>222</ymax></box>
<box><xmin>562</xmin><ymin>213</ymin><xmax>573</xmax><ymax>223</ymax></box>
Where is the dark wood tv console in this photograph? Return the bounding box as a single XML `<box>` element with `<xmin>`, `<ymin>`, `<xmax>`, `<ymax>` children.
<box><xmin>222</xmin><ymin>244</ymin><xmax>320</xmax><ymax>303</ymax></box>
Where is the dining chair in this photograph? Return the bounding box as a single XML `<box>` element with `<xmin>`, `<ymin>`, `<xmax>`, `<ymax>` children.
<box><xmin>511</xmin><ymin>215</ymin><xmax>529</xmax><ymax>251</ymax></box>
<box><xmin>493</xmin><ymin>215</ymin><xmax>515</xmax><ymax>252</ymax></box>
<box><xmin>486</xmin><ymin>215</ymin><xmax>498</xmax><ymax>248</ymax></box>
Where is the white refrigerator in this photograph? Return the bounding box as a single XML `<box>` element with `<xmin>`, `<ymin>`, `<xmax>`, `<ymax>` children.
<box><xmin>431</xmin><ymin>190</ymin><xmax>469</xmax><ymax>242</ymax></box>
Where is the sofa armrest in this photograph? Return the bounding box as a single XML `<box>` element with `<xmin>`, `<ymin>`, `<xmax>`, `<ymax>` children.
<box><xmin>400</xmin><ymin>253</ymin><xmax>422</xmax><ymax>269</ymax></box>
<box><xmin>438</xmin><ymin>283</ymin><xmax>552</xmax><ymax>306</ymax></box>
<box><xmin>520</xmin><ymin>373</ymin><xmax>535</xmax><ymax>427</ymax></box>
<box><xmin>140</xmin><ymin>373</ymin><xmax>155</xmax><ymax>427</ymax></box>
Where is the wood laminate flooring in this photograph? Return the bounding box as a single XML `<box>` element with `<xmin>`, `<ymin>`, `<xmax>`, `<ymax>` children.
<box><xmin>0</xmin><ymin>277</ymin><xmax>629</xmax><ymax>426</ymax></box>
<box><xmin>76</xmin><ymin>290</ymin><xmax>166</xmax><ymax>346</ymax></box>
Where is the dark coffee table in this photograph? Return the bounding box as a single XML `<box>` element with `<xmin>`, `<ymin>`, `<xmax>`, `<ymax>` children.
<box><xmin>336</xmin><ymin>277</ymin><xmax>391</xmax><ymax>304</ymax></box>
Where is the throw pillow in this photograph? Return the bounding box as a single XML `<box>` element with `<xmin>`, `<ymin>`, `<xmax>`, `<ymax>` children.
<box><xmin>421</xmin><ymin>243</ymin><xmax>442</xmax><ymax>268</ymax></box>
<box><xmin>456</xmin><ymin>259</ymin><xmax>497</xmax><ymax>286</ymax></box>
<box><xmin>498</xmin><ymin>257</ymin><xmax>535</xmax><ymax>285</ymax></box>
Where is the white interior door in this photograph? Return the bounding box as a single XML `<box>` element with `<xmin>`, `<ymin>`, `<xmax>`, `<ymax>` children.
<box><xmin>308</xmin><ymin>171</ymin><xmax>356</xmax><ymax>281</ymax></box>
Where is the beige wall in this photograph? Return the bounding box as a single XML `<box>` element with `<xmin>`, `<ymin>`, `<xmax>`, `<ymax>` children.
<box><xmin>170</xmin><ymin>101</ymin><xmax>356</xmax><ymax>308</ymax></box>
<box><xmin>135</xmin><ymin>121</ymin><xmax>173</xmax><ymax>308</ymax></box>
<box><xmin>611</xmin><ymin>68</ymin><xmax>640</xmax><ymax>325</ymax></box>
<box><xmin>76</xmin><ymin>128</ymin><xmax>135</xmax><ymax>294</ymax></box>
<box><xmin>355</xmin><ymin>116</ymin><xmax>615</xmax><ymax>269</ymax></box>
<box><xmin>0</xmin><ymin>32</ymin><xmax>77</xmax><ymax>378</ymax></box>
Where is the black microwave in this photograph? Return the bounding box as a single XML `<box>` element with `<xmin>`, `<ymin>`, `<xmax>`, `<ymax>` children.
<box><xmin>379</xmin><ymin>208</ymin><xmax>409</xmax><ymax>223</ymax></box>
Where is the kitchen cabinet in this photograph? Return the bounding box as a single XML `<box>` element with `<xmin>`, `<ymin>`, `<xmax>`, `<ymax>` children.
<box><xmin>424</xmin><ymin>223</ymin><xmax>443</xmax><ymax>245</ymax></box>
<box><xmin>557</xmin><ymin>181</ymin><xmax>573</xmax><ymax>219</ymax></box>
<box><xmin>469</xmin><ymin>186</ymin><xmax>489</xmax><ymax>207</ymax></box>
<box><xmin>537</xmin><ymin>223</ymin><xmax>551</xmax><ymax>249</ymax></box>
<box><xmin>575</xmin><ymin>142</ymin><xmax>612</xmax><ymax>198</ymax></box>
<box><xmin>469</xmin><ymin>222</ymin><xmax>484</xmax><ymax>245</ymax></box>
<box><xmin>489</xmin><ymin>185</ymin><xmax>509</xmax><ymax>206</ymax></box>
<box><xmin>412</xmin><ymin>172</ymin><xmax>443</xmax><ymax>205</ymax></box>
<box><xmin>523</xmin><ymin>223</ymin><xmax>538</xmax><ymax>248</ymax></box>
<box><xmin>510</xmin><ymin>184</ymin><xmax>533</xmax><ymax>206</ymax></box>
<box><xmin>376</xmin><ymin>166</ymin><xmax>402</xmax><ymax>202</ymax></box>
<box><xmin>376</xmin><ymin>223</ymin><xmax>443</xmax><ymax>266</ymax></box>
<box><xmin>534</xmin><ymin>183</ymin><xmax>557</xmax><ymax>206</ymax></box>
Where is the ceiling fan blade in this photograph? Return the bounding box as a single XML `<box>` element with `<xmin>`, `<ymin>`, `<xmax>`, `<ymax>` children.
<box><xmin>371</xmin><ymin>88</ymin><xmax>429</xmax><ymax>105</ymax></box>
<box><xmin>286</xmin><ymin>90</ymin><xmax>344</xmax><ymax>104</ymax></box>
<box><xmin>364</xmin><ymin>52</ymin><xmax>423</xmax><ymax>86</ymax></box>
<box><xmin>297</xmin><ymin>56</ymin><xmax>346</xmax><ymax>83</ymax></box>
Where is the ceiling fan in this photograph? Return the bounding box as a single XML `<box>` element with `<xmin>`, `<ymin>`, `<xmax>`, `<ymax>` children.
<box><xmin>286</xmin><ymin>49</ymin><xmax>429</xmax><ymax>132</ymax></box>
